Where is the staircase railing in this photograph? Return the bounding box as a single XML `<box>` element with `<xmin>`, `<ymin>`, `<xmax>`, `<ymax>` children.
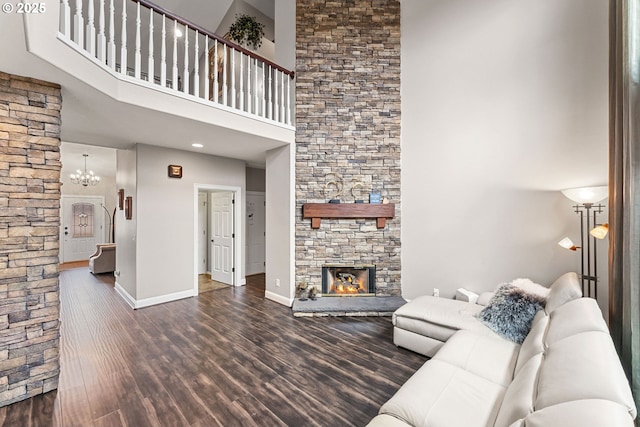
<box><xmin>58</xmin><ymin>0</ymin><xmax>294</xmax><ymax>126</ymax></box>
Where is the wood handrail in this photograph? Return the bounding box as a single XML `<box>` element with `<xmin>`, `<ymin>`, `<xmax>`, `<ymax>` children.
<box><xmin>136</xmin><ymin>0</ymin><xmax>295</xmax><ymax>78</ymax></box>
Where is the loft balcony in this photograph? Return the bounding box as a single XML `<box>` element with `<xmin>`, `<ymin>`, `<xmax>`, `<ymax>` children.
<box><xmin>1</xmin><ymin>0</ymin><xmax>295</xmax><ymax>162</ymax></box>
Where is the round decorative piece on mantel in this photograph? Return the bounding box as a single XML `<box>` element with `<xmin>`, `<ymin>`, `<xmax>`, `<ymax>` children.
<box><xmin>323</xmin><ymin>173</ymin><xmax>344</xmax><ymax>202</ymax></box>
<box><xmin>350</xmin><ymin>181</ymin><xmax>365</xmax><ymax>203</ymax></box>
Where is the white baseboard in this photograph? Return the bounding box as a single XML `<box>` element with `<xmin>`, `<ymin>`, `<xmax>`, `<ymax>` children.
<box><xmin>115</xmin><ymin>281</ymin><xmax>195</xmax><ymax>309</ymax></box>
<box><xmin>115</xmin><ymin>281</ymin><xmax>136</xmax><ymax>309</ymax></box>
<box><xmin>265</xmin><ymin>290</ymin><xmax>294</xmax><ymax>307</ymax></box>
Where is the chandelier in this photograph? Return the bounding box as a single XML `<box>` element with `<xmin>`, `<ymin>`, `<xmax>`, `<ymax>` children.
<box><xmin>70</xmin><ymin>154</ymin><xmax>100</xmax><ymax>186</ymax></box>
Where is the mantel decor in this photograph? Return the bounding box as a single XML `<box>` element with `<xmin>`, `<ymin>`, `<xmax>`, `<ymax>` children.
<box><xmin>302</xmin><ymin>203</ymin><xmax>395</xmax><ymax>229</ymax></box>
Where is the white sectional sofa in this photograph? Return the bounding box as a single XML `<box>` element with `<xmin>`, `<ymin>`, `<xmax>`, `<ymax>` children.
<box><xmin>367</xmin><ymin>273</ymin><xmax>637</xmax><ymax>427</ymax></box>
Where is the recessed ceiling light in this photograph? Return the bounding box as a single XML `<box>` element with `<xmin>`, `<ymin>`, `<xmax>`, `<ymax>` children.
<box><xmin>175</xmin><ymin>28</ymin><xmax>183</xmax><ymax>38</ymax></box>
<box><xmin>192</xmin><ymin>143</ymin><xmax>203</xmax><ymax>148</ymax></box>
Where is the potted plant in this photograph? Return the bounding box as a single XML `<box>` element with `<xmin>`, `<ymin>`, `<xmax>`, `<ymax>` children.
<box><xmin>228</xmin><ymin>14</ymin><xmax>266</xmax><ymax>51</ymax></box>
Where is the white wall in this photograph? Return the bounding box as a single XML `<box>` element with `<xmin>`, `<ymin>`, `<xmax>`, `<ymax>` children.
<box><xmin>401</xmin><ymin>1</ymin><xmax>609</xmax><ymax>306</ymax></box>
<box><xmin>274</xmin><ymin>0</ymin><xmax>296</xmax><ymax>71</ymax></box>
<box><xmin>115</xmin><ymin>147</ymin><xmax>138</xmax><ymax>299</ymax></box>
<box><xmin>136</xmin><ymin>144</ymin><xmax>246</xmax><ymax>301</ymax></box>
<box><xmin>265</xmin><ymin>143</ymin><xmax>295</xmax><ymax>305</ymax></box>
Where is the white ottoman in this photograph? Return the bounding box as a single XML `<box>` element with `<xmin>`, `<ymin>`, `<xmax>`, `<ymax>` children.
<box><xmin>393</xmin><ymin>295</ymin><xmax>494</xmax><ymax>357</ymax></box>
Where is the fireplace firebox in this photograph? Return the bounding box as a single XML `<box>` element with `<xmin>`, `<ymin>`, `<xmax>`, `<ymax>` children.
<box><xmin>322</xmin><ymin>265</ymin><xmax>376</xmax><ymax>296</ymax></box>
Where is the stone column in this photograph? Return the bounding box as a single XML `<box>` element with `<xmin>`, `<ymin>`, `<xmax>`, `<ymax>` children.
<box><xmin>0</xmin><ymin>71</ymin><xmax>62</xmax><ymax>406</ymax></box>
<box><xmin>295</xmin><ymin>0</ymin><xmax>402</xmax><ymax>295</ymax></box>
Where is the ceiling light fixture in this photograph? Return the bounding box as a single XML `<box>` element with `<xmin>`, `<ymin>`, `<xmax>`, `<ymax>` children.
<box><xmin>192</xmin><ymin>143</ymin><xmax>203</xmax><ymax>148</ymax></box>
<box><xmin>70</xmin><ymin>154</ymin><xmax>100</xmax><ymax>187</ymax></box>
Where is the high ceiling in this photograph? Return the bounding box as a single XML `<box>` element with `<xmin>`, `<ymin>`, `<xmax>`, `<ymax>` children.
<box><xmin>152</xmin><ymin>0</ymin><xmax>275</xmax><ymax>33</ymax></box>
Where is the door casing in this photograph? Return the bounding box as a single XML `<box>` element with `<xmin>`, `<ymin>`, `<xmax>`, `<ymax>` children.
<box><xmin>193</xmin><ymin>184</ymin><xmax>244</xmax><ymax>295</ymax></box>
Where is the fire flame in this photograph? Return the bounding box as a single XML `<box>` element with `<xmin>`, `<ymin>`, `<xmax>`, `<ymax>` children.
<box><xmin>331</xmin><ymin>278</ymin><xmax>364</xmax><ymax>294</ymax></box>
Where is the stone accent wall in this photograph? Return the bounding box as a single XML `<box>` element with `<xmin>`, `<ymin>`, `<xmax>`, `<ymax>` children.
<box><xmin>0</xmin><ymin>72</ymin><xmax>61</xmax><ymax>406</ymax></box>
<box><xmin>296</xmin><ymin>0</ymin><xmax>401</xmax><ymax>295</ymax></box>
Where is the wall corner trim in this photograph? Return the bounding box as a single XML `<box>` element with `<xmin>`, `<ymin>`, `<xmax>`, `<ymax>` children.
<box><xmin>115</xmin><ymin>281</ymin><xmax>137</xmax><ymax>309</ymax></box>
<box><xmin>115</xmin><ymin>282</ymin><xmax>195</xmax><ymax>309</ymax></box>
<box><xmin>265</xmin><ymin>291</ymin><xmax>294</xmax><ymax>307</ymax></box>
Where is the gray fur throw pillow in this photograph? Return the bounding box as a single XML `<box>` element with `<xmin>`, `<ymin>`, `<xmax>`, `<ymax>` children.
<box><xmin>476</xmin><ymin>280</ymin><xmax>547</xmax><ymax>344</ymax></box>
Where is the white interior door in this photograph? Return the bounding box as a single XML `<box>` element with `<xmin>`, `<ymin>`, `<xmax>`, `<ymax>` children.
<box><xmin>246</xmin><ymin>192</ymin><xmax>265</xmax><ymax>275</ymax></box>
<box><xmin>197</xmin><ymin>192</ymin><xmax>208</xmax><ymax>275</ymax></box>
<box><xmin>61</xmin><ymin>196</ymin><xmax>105</xmax><ymax>263</ymax></box>
<box><xmin>211</xmin><ymin>192</ymin><xmax>234</xmax><ymax>284</ymax></box>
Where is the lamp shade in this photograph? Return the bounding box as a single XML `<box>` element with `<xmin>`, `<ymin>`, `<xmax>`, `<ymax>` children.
<box><xmin>590</xmin><ymin>223</ymin><xmax>609</xmax><ymax>239</ymax></box>
<box><xmin>558</xmin><ymin>237</ymin><xmax>579</xmax><ymax>251</ymax></box>
<box><xmin>561</xmin><ymin>186</ymin><xmax>608</xmax><ymax>204</ymax></box>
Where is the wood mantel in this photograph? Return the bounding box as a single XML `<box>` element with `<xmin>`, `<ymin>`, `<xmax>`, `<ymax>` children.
<box><xmin>302</xmin><ymin>203</ymin><xmax>395</xmax><ymax>229</ymax></box>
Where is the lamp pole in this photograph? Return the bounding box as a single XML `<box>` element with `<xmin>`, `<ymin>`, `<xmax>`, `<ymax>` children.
<box><xmin>571</xmin><ymin>202</ymin><xmax>604</xmax><ymax>298</ymax></box>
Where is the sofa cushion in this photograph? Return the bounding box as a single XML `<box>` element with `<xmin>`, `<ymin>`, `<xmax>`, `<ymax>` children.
<box><xmin>544</xmin><ymin>297</ymin><xmax>608</xmax><ymax>345</ymax></box>
<box><xmin>433</xmin><ymin>330</ymin><xmax>520</xmax><ymax>387</ymax></box>
<box><xmin>379</xmin><ymin>359</ymin><xmax>507</xmax><ymax>427</ymax></box>
<box><xmin>367</xmin><ymin>413</ymin><xmax>413</xmax><ymax>427</ymax></box>
<box><xmin>544</xmin><ymin>272</ymin><xmax>582</xmax><ymax>314</ymax></box>
<box><xmin>514</xmin><ymin>310</ymin><xmax>549</xmax><ymax>375</ymax></box>
<box><xmin>510</xmin><ymin>399</ymin><xmax>635</xmax><ymax>427</ymax></box>
<box><xmin>393</xmin><ymin>295</ymin><xmax>490</xmax><ymax>340</ymax></box>
<box><xmin>535</xmin><ymin>331</ymin><xmax>637</xmax><ymax>418</ymax></box>
<box><xmin>476</xmin><ymin>282</ymin><xmax>546</xmax><ymax>344</ymax></box>
<box><xmin>493</xmin><ymin>354</ymin><xmax>542</xmax><ymax>427</ymax></box>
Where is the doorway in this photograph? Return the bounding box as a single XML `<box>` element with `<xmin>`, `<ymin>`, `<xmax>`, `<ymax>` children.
<box><xmin>194</xmin><ymin>185</ymin><xmax>243</xmax><ymax>295</ymax></box>
<box><xmin>246</xmin><ymin>191</ymin><xmax>266</xmax><ymax>275</ymax></box>
<box><xmin>60</xmin><ymin>195</ymin><xmax>105</xmax><ymax>263</ymax></box>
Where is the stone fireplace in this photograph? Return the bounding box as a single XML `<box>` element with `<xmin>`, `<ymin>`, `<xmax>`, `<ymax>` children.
<box><xmin>322</xmin><ymin>265</ymin><xmax>376</xmax><ymax>296</ymax></box>
<box><xmin>295</xmin><ymin>0</ymin><xmax>402</xmax><ymax>297</ymax></box>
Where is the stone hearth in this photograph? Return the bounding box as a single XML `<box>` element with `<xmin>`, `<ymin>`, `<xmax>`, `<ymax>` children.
<box><xmin>292</xmin><ymin>296</ymin><xmax>406</xmax><ymax>318</ymax></box>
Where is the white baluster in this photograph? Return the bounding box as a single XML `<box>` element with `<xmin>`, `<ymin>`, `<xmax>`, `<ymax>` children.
<box><xmin>160</xmin><ymin>15</ymin><xmax>166</xmax><ymax>87</ymax></box>
<box><xmin>74</xmin><ymin>0</ymin><xmax>84</xmax><ymax>48</ymax></box>
<box><xmin>274</xmin><ymin>70</ymin><xmax>279</xmax><ymax>122</ymax></box>
<box><xmin>280</xmin><ymin>71</ymin><xmax>285</xmax><ymax>123</ymax></box>
<box><xmin>267</xmin><ymin>65</ymin><xmax>272</xmax><ymax>120</ymax></box>
<box><xmin>286</xmin><ymin>75</ymin><xmax>291</xmax><ymax>125</ymax></box>
<box><xmin>230</xmin><ymin>48</ymin><xmax>236</xmax><ymax>108</ymax></box>
<box><xmin>120</xmin><ymin>0</ymin><xmax>127</xmax><ymax>75</ymax></box>
<box><xmin>61</xmin><ymin>0</ymin><xmax>70</xmax><ymax>37</ymax></box>
<box><xmin>172</xmin><ymin>19</ymin><xmax>178</xmax><ymax>90</ymax></box>
<box><xmin>214</xmin><ymin>40</ymin><xmax>219</xmax><ymax>104</ymax></box>
<box><xmin>134</xmin><ymin>1</ymin><xmax>141</xmax><ymax>79</ymax></box>
<box><xmin>239</xmin><ymin>53</ymin><xmax>244</xmax><ymax>111</ymax></box>
<box><xmin>147</xmin><ymin>7</ymin><xmax>154</xmax><ymax>83</ymax></box>
<box><xmin>204</xmin><ymin>35</ymin><xmax>209</xmax><ymax>101</ymax></box>
<box><xmin>183</xmin><ymin>26</ymin><xmax>189</xmax><ymax>94</ymax></box>
<box><xmin>193</xmin><ymin>31</ymin><xmax>199</xmax><ymax>98</ymax></box>
<box><xmin>261</xmin><ymin>62</ymin><xmax>265</xmax><ymax>117</ymax></box>
<box><xmin>107</xmin><ymin>0</ymin><xmax>115</xmax><ymax>69</ymax></box>
<box><xmin>253</xmin><ymin>58</ymin><xmax>258</xmax><ymax>115</ymax></box>
<box><xmin>222</xmin><ymin>44</ymin><xmax>228</xmax><ymax>105</ymax></box>
<box><xmin>97</xmin><ymin>0</ymin><xmax>106</xmax><ymax>62</ymax></box>
<box><xmin>246</xmin><ymin>54</ymin><xmax>251</xmax><ymax>113</ymax></box>
<box><xmin>86</xmin><ymin>0</ymin><xmax>95</xmax><ymax>54</ymax></box>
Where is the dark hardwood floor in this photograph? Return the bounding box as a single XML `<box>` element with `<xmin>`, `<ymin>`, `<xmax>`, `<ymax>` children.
<box><xmin>0</xmin><ymin>268</ymin><xmax>426</xmax><ymax>426</ymax></box>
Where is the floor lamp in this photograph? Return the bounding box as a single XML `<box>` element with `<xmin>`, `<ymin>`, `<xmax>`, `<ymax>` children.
<box><xmin>558</xmin><ymin>186</ymin><xmax>609</xmax><ymax>299</ymax></box>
